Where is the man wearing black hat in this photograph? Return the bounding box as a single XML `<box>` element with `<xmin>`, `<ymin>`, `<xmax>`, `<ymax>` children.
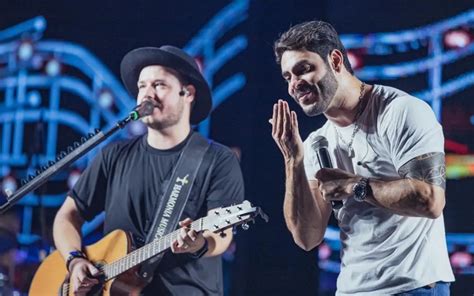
<box><xmin>52</xmin><ymin>46</ymin><xmax>245</xmax><ymax>295</ymax></box>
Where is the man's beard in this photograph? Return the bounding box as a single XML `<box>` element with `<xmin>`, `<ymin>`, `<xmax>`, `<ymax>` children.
<box><xmin>298</xmin><ymin>68</ymin><xmax>338</xmax><ymax>117</ymax></box>
<box><xmin>143</xmin><ymin>100</ymin><xmax>185</xmax><ymax>130</ymax></box>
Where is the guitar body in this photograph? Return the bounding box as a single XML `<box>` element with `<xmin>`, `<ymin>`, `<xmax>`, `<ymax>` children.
<box><xmin>29</xmin><ymin>201</ymin><xmax>266</xmax><ymax>295</ymax></box>
<box><xmin>29</xmin><ymin>229</ymin><xmax>149</xmax><ymax>296</ymax></box>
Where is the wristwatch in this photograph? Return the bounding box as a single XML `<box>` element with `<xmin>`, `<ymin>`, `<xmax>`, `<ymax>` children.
<box><xmin>66</xmin><ymin>250</ymin><xmax>86</xmax><ymax>271</ymax></box>
<box><xmin>189</xmin><ymin>239</ymin><xmax>209</xmax><ymax>259</ymax></box>
<box><xmin>352</xmin><ymin>177</ymin><xmax>370</xmax><ymax>202</ymax></box>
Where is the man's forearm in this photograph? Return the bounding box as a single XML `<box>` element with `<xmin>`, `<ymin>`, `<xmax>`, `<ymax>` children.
<box><xmin>284</xmin><ymin>160</ymin><xmax>330</xmax><ymax>250</ymax></box>
<box><xmin>53</xmin><ymin>205</ymin><xmax>84</xmax><ymax>260</ymax></box>
<box><xmin>365</xmin><ymin>178</ymin><xmax>445</xmax><ymax>218</ymax></box>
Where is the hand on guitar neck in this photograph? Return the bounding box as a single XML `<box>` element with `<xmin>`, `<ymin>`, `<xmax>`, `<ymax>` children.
<box><xmin>170</xmin><ymin>218</ymin><xmax>208</xmax><ymax>255</ymax></box>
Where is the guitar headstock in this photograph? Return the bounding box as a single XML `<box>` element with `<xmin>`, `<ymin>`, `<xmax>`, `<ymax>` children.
<box><xmin>201</xmin><ymin>200</ymin><xmax>268</xmax><ymax>234</ymax></box>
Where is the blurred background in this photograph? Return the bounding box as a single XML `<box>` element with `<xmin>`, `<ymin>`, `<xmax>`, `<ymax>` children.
<box><xmin>0</xmin><ymin>0</ymin><xmax>473</xmax><ymax>295</ymax></box>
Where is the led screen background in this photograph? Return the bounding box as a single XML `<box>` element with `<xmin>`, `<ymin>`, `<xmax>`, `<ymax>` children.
<box><xmin>0</xmin><ymin>0</ymin><xmax>473</xmax><ymax>295</ymax></box>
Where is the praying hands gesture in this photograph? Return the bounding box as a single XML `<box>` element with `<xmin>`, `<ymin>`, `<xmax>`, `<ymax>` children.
<box><xmin>270</xmin><ymin>100</ymin><xmax>304</xmax><ymax>164</ymax></box>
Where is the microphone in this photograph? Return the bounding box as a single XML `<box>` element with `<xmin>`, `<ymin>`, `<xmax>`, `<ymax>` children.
<box><xmin>129</xmin><ymin>101</ymin><xmax>155</xmax><ymax>120</ymax></box>
<box><xmin>311</xmin><ymin>135</ymin><xmax>343</xmax><ymax>210</ymax></box>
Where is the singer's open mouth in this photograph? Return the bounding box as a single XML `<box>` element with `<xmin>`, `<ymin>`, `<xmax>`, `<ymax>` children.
<box><xmin>297</xmin><ymin>91</ymin><xmax>315</xmax><ymax>103</ymax></box>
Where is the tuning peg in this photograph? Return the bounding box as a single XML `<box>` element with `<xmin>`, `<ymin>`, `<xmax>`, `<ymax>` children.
<box><xmin>48</xmin><ymin>161</ymin><xmax>55</xmax><ymax>166</ymax></box>
<box><xmin>67</xmin><ymin>146</ymin><xmax>74</xmax><ymax>153</ymax></box>
<box><xmin>88</xmin><ymin>132</ymin><xmax>95</xmax><ymax>138</ymax></box>
<box><xmin>81</xmin><ymin>136</ymin><xmax>87</xmax><ymax>143</ymax></box>
<box><xmin>237</xmin><ymin>206</ymin><xmax>242</xmax><ymax>210</ymax></box>
<box><xmin>73</xmin><ymin>141</ymin><xmax>80</xmax><ymax>148</ymax></box>
<box><xmin>219</xmin><ymin>231</ymin><xmax>227</xmax><ymax>238</ymax></box>
<box><xmin>94</xmin><ymin>128</ymin><xmax>101</xmax><ymax>134</ymax></box>
<box><xmin>226</xmin><ymin>209</ymin><xmax>232</xmax><ymax>214</ymax></box>
<box><xmin>241</xmin><ymin>223</ymin><xmax>250</xmax><ymax>230</ymax></box>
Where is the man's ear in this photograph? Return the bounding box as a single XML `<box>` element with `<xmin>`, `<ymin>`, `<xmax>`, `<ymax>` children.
<box><xmin>329</xmin><ymin>49</ymin><xmax>344</xmax><ymax>73</ymax></box>
<box><xmin>184</xmin><ymin>85</ymin><xmax>196</xmax><ymax>102</ymax></box>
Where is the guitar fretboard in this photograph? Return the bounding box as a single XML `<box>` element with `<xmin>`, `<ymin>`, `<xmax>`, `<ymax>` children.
<box><xmin>101</xmin><ymin>219</ymin><xmax>203</xmax><ymax>280</ymax></box>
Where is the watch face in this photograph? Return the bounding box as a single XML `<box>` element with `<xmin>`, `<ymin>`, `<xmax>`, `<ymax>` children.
<box><xmin>354</xmin><ymin>184</ymin><xmax>365</xmax><ymax>196</ymax></box>
<box><xmin>353</xmin><ymin>181</ymin><xmax>367</xmax><ymax>202</ymax></box>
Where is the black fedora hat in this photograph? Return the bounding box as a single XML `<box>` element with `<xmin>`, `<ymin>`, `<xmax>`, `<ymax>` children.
<box><xmin>120</xmin><ymin>45</ymin><xmax>212</xmax><ymax>124</ymax></box>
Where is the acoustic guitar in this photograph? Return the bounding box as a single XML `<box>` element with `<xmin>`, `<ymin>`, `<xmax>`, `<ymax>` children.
<box><xmin>29</xmin><ymin>200</ymin><xmax>267</xmax><ymax>295</ymax></box>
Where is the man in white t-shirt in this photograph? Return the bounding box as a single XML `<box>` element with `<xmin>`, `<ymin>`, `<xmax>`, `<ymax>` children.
<box><xmin>270</xmin><ymin>20</ymin><xmax>455</xmax><ymax>295</ymax></box>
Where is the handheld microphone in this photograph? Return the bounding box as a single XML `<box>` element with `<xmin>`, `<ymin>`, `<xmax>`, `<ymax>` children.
<box><xmin>311</xmin><ymin>135</ymin><xmax>343</xmax><ymax>210</ymax></box>
<box><xmin>129</xmin><ymin>101</ymin><xmax>155</xmax><ymax>120</ymax></box>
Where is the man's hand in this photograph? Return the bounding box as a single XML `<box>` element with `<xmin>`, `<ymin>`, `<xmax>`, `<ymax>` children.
<box><xmin>171</xmin><ymin>218</ymin><xmax>207</xmax><ymax>254</ymax></box>
<box><xmin>69</xmin><ymin>258</ymin><xmax>101</xmax><ymax>295</ymax></box>
<box><xmin>270</xmin><ymin>100</ymin><xmax>304</xmax><ymax>164</ymax></box>
<box><xmin>316</xmin><ymin>168</ymin><xmax>360</xmax><ymax>202</ymax></box>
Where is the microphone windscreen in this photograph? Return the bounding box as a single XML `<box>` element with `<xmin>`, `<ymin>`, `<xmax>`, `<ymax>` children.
<box><xmin>311</xmin><ymin>135</ymin><xmax>329</xmax><ymax>150</ymax></box>
<box><xmin>130</xmin><ymin>101</ymin><xmax>155</xmax><ymax>120</ymax></box>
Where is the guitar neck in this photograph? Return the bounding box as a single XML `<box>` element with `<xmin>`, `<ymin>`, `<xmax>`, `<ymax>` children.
<box><xmin>101</xmin><ymin>218</ymin><xmax>204</xmax><ymax>280</ymax></box>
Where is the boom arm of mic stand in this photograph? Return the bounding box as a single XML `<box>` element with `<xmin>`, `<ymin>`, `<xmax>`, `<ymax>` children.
<box><xmin>0</xmin><ymin>114</ymin><xmax>134</xmax><ymax>214</ymax></box>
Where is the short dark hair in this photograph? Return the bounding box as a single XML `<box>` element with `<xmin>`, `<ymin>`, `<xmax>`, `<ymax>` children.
<box><xmin>274</xmin><ymin>20</ymin><xmax>354</xmax><ymax>74</ymax></box>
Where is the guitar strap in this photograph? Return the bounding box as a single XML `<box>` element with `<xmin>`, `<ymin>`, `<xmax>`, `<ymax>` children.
<box><xmin>139</xmin><ymin>132</ymin><xmax>211</xmax><ymax>280</ymax></box>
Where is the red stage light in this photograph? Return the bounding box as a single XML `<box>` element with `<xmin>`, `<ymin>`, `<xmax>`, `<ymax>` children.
<box><xmin>450</xmin><ymin>251</ymin><xmax>472</xmax><ymax>268</ymax></box>
<box><xmin>347</xmin><ymin>51</ymin><xmax>363</xmax><ymax>70</ymax></box>
<box><xmin>444</xmin><ymin>29</ymin><xmax>471</xmax><ymax>49</ymax></box>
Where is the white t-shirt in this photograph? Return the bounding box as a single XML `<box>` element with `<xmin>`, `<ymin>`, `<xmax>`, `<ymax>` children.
<box><xmin>303</xmin><ymin>85</ymin><xmax>455</xmax><ymax>295</ymax></box>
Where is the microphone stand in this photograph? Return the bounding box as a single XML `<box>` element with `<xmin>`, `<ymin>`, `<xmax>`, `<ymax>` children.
<box><xmin>0</xmin><ymin>103</ymin><xmax>152</xmax><ymax>214</ymax></box>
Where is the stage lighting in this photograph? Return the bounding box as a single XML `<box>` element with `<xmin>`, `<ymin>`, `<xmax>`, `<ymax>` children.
<box><xmin>347</xmin><ymin>51</ymin><xmax>363</xmax><ymax>70</ymax></box>
<box><xmin>450</xmin><ymin>250</ymin><xmax>473</xmax><ymax>269</ymax></box>
<box><xmin>28</xmin><ymin>91</ymin><xmax>41</xmax><ymax>107</ymax></box>
<box><xmin>318</xmin><ymin>242</ymin><xmax>331</xmax><ymax>260</ymax></box>
<box><xmin>127</xmin><ymin>121</ymin><xmax>147</xmax><ymax>137</ymax></box>
<box><xmin>45</xmin><ymin>59</ymin><xmax>61</xmax><ymax>76</ymax></box>
<box><xmin>18</xmin><ymin>41</ymin><xmax>34</xmax><ymax>61</ymax></box>
<box><xmin>2</xmin><ymin>175</ymin><xmax>17</xmax><ymax>194</ymax></box>
<box><xmin>67</xmin><ymin>170</ymin><xmax>81</xmax><ymax>190</ymax></box>
<box><xmin>98</xmin><ymin>90</ymin><xmax>113</xmax><ymax>109</ymax></box>
<box><xmin>444</xmin><ymin>29</ymin><xmax>471</xmax><ymax>49</ymax></box>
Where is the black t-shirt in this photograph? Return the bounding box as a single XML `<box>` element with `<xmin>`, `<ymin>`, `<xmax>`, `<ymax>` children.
<box><xmin>70</xmin><ymin>132</ymin><xmax>245</xmax><ymax>295</ymax></box>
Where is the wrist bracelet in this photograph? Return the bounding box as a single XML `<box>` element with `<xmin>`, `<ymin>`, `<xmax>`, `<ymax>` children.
<box><xmin>66</xmin><ymin>250</ymin><xmax>86</xmax><ymax>272</ymax></box>
<box><xmin>189</xmin><ymin>239</ymin><xmax>209</xmax><ymax>259</ymax></box>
